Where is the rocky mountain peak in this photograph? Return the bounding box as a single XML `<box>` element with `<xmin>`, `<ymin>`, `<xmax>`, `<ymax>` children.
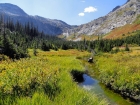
<box><xmin>0</xmin><ymin>3</ymin><xmax>28</xmax><ymax>16</ymax></box>
<box><xmin>67</xmin><ymin>0</ymin><xmax>140</xmax><ymax>37</ymax></box>
<box><xmin>111</xmin><ymin>6</ymin><xmax>120</xmax><ymax>12</ymax></box>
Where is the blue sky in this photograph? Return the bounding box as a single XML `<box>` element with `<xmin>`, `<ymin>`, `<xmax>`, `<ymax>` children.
<box><xmin>0</xmin><ymin>0</ymin><xmax>127</xmax><ymax>25</ymax></box>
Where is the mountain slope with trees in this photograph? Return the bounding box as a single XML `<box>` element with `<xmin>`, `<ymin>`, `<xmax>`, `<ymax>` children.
<box><xmin>0</xmin><ymin>3</ymin><xmax>75</xmax><ymax>36</ymax></box>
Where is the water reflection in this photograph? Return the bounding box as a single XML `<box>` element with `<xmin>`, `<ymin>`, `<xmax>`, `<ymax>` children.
<box><xmin>79</xmin><ymin>74</ymin><xmax>98</xmax><ymax>90</ymax></box>
<box><xmin>79</xmin><ymin>74</ymin><xmax>136</xmax><ymax>105</ymax></box>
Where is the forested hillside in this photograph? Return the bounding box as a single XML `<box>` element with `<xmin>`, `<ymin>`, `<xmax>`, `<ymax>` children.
<box><xmin>1</xmin><ymin>15</ymin><xmax>140</xmax><ymax>59</ymax></box>
<box><xmin>0</xmin><ymin>16</ymin><xmax>81</xmax><ymax>59</ymax></box>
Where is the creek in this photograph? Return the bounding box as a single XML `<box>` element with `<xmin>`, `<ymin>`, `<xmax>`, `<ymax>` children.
<box><xmin>78</xmin><ymin>59</ymin><xmax>140</xmax><ymax>105</ymax></box>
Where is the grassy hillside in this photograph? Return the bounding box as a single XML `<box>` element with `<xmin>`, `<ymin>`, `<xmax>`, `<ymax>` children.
<box><xmin>102</xmin><ymin>15</ymin><xmax>140</xmax><ymax>39</ymax></box>
<box><xmin>0</xmin><ymin>49</ymin><xmax>108</xmax><ymax>105</ymax></box>
<box><xmin>103</xmin><ymin>24</ymin><xmax>140</xmax><ymax>39</ymax></box>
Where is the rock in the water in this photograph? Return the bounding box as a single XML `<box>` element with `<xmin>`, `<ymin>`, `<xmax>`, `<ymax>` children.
<box><xmin>88</xmin><ymin>57</ymin><xmax>93</xmax><ymax>63</ymax></box>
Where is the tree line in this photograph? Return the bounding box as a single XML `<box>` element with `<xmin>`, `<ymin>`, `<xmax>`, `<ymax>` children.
<box><xmin>0</xmin><ymin>16</ymin><xmax>140</xmax><ymax>59</ymax></box>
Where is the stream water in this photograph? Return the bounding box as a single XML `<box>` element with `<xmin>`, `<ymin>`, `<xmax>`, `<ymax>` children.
<box><xmin>79</xmin><ymin>73</ymin><xmax>140</xmax><ymax>105</ymax></box>
<box><xmin>77</xmin><ymin>56</ymin><xmax>140</xmax><ymax>105</ymax></box>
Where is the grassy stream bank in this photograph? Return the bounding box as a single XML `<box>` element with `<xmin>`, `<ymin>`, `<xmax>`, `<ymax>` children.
<box><xmin>94</xmin><ymin>48</ymin><xmax>140</xmax><ymax>102</ymax></box>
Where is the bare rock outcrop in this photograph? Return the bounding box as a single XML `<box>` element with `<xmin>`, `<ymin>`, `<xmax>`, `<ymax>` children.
<box><xmin>68</xmin><ymin>0</ymin><xmax>140</xmax><ymax>36</ymax></box>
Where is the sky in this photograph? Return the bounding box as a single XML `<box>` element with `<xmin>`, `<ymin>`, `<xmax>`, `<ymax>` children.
<box><xmin>0</xmin><ymin>0</ymin><xmax>127</xmax><ymax>25</ymax></box>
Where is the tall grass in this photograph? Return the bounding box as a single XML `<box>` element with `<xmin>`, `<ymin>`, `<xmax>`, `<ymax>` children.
<box><xmin>95</xmin><ymin>50</ymin><xmax>140</xmax><ymax>100</ymax></box>
<box><xmin>0</xmin><ymin>49</ymin><xmax>108</xmax><ymax>105</ymax></box>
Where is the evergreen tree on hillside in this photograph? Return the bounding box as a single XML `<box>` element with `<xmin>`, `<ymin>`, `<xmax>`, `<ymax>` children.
<box><xmin>61</xmin><ymin>43</ymin><xmax>69</xmax><ymax>50</ymax></box>
<box><xmin>3</xmin><ymin>34</ymin><xmax>18</xmax><ymax>59</ymax></box>
<box><xmin>41</xmin><ymin>42</ymin><xmax>50</xmax><ymax>51</ymax></box>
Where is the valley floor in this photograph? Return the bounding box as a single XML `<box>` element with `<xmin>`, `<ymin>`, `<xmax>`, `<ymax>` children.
<box><xmin>1</xmin><ymin>47</ymin><xmax>140</xmax><ymax>105</ymax></box>
<box><xmin>0</xmin><ymin>49</ymin><xmax>107</xmax><ymax>105</ymax></box>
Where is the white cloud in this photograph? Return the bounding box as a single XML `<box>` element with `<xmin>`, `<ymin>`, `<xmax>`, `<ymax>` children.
<box><xmin>81</xmin><ymin>1</ymin><xmax>85</xmax><ymax>2</ymax></box>
<box><xmin>84</xmin><ymin>6</ymin><xmax>97</xmax><ymax>13</ymax></box>
<box><xmin>78</xmin><ymin>12</ymin><xmax>85</xmax><ymax>16</ymax></box>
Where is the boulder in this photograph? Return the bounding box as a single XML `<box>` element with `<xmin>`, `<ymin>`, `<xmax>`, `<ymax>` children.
<box><xmin>88</xmin><ymin>57</ymin><xmax>93</xmax><ymax>63</ymax></box>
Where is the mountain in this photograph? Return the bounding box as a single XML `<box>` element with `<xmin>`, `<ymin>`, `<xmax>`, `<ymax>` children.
<box><xmin>1</xmin><ymin>1</ymin><xmax>140</xmax><ymax>38</ymax></box>
<box><xmin>68</xmin><ymin>0</ymin><xmax>140</xmax><ymax>37</ymax></box>
<box><xmin>0</xmin><ymin>3</ymin><xmax>74</xmax><ymax>35</ymax></box>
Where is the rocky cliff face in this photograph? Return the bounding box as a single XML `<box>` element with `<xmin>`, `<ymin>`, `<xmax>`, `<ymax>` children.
<box><xmin>69</xmin><ymin>0</ymin><xmax>140</xmax><ymax>36</ymax></box>
<box><xmin>0</xmin><ymin>3</ymin><xmax>74</xmax><ymax>35</ymax></box>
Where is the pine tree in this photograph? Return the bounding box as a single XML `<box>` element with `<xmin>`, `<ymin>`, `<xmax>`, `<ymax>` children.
<box><xmin>41</xmin><ymin>42</ymin><xmax>50</xmax><ymax>51</ymax></box>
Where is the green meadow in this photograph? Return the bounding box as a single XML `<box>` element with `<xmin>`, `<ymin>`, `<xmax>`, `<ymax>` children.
<box><xmin>0</xmin><ymin>49</ymin><xmax>108</xmax><ymax>105</ymax></box>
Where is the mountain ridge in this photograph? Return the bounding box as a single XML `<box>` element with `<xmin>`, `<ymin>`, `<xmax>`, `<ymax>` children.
<box><xmin>67</xmin><ymin>0</ymin><xmax>140</xmax><ymax>38</ymax></box>
<box><xmin>1</xmin><ymin>1</ymin><xmax>139</xmax><ymax>37</ymax></box>
<box><xmin>0</xmin><ymin>3</ymin><xmax>28</xmax><ymax>16</ymax></box>
<box><xmin>0</xmin><ymin>3</ymin><xmax>74</xmax><ymax>35</ymax></box>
